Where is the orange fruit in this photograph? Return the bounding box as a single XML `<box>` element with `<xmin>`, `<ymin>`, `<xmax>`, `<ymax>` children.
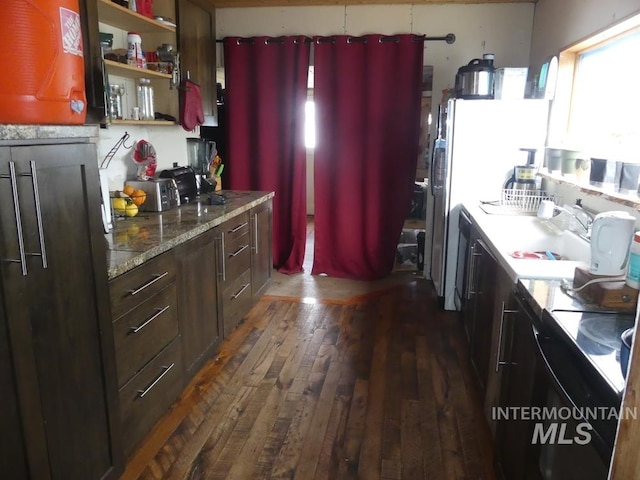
<box><xmin>123</xmin><ymin>184</ymin><xmax>135</xmax><ymax>196</ymax></box>
<box><xmin>131</xmin><ymin>189</ymin><xmax>147</xmax><ymax>206</ymax></box>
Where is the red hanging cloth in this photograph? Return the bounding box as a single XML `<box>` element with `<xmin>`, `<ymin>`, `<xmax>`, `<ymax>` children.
<box><xmin>224</xmin><ymin>36</ymin><xmax>311</xmax><ymax>274</ymax></box>
<box><xmin>312</xmin><ymin>34</ymin><xmax>424</xmax><ymax>280</ymax></box>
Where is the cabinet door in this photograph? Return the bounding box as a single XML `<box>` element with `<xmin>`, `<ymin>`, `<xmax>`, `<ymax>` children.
<box><xmin>176</xmin><ymin>228</ymin><xmax>221</xmax><ymax>375</ymax></box>
<box><xmin>177</xmin><ymin>0</ymin><xmax>217</xmax><ymax>125</ymax></box>
<box><xmin>79</xmin><ymin>0</ymin><xmax>107</xmax><ymax>124</ymax></box>
<box><xmin>496</xmin><ymin>296</ymin><xmax>542</xmax><ymax>480</ymax></box>
<box><xmin>470</xmin><ymin>238</ymin><xmax>497</xmax><ymax>391</ymax></box>
<box><xmin>251</xmin><ymin>200</ymin><xmax>273</xmax><ymax>301</ymax></box>
<box><xmin>0</xmin><ymin>291</ymin><xmax>30</xmax><ymax>478</ymax></box>
<box><xmin>0</xmin><ymin>144</ymin><xmax>123</xmax><ymax>479</ymax></box>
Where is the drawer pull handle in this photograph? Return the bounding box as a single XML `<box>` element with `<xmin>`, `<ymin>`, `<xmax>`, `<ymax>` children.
<box><xmin>231</xmin><ymin>283</ymin><xmax>250</xmax><ymax>299</ymax></box>
<box><xmin>28</xmin><ymin>161</ymin><xmax>48</xmax><ymax>269</ymax></box>
<box><xmin>229</xmin><ymin>244</ymin><xmax>249</xmax><ymax>258</ymax></box>
<box><xmin>128</xmin><ymin>271</ymin><xmax>169</xmax><ymax>296</ymax></box>
<box><xmin>137</xmin><ymin>363</ymin><xmax>175</xmax><ymax>398</ymax></box>
<box><xmin>2</xmin><ymin>162</ymin><xmax>28</xmax><ymax>275</ymax></box>
<box><xmin>219</xmin><ymin>232</ymin><xmax>226</xmax><ymax>282</ymax></box>
<box><xmin>253</xmin><ymin>213</ymin><xmax>259</xmax><ymax>254</ymax></box>
<box><xmin>130</xmin><ymin>305</ymin><xmax>170</xmax><ymax>333</ymax></box>
<box><xmin>229</xmin><ymin>221</ymin><xmax>248</xmax><ymax>233</ymax></box>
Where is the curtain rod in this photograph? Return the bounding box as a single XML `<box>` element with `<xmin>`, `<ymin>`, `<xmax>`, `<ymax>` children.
<box><xmin>215</xmin><ymin>33</ymin><xmax>456</xmax><ymax>44</ymax></box>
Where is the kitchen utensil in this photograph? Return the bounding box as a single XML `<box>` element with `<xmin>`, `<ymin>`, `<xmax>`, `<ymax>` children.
<box><xmin>590</xmin><ymin>211</ymin><xmax>636</xmax><ymax>276</ymax></box>
<box><xmin>125</xmin><ymin>179</ymin><xmax>180</xmax><ymax>211</ymax></box>
<box><xmin>621</xmin><ymin>327</ymin><xmax>634</xmax><ymax>378</ymax></box>
<box><xmin>454</xmin><ymin>54</ymin><xmax>495</xmax><ymax>99</ymax></box>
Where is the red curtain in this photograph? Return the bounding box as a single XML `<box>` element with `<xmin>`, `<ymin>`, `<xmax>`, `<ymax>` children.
<box><xmin>224</xmin><ymin>36</ymin><xmax>310</xmax><ymax>274</ymax></box>
<box><xmin>312</xmin><ymin>34</ymin><xmax>425</xmax><ymax>280</ymax></box>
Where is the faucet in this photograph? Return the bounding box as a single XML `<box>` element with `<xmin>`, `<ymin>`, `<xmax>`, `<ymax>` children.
<box><xmin>537</xmin><ymin>199</ymin><xmax>595</xmax><ymax>239</ymax></box>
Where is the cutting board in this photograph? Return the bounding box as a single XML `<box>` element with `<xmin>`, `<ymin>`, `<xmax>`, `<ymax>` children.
<box><xmin>573</xmin><ymin>266</ymin><xmax>639</xmax><ymax>311</ymax></box>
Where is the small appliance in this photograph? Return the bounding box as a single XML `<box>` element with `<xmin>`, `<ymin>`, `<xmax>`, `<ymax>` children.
<box><xmin>125</xmin><ymin>178</ymin><xmax>180</xmax><ymax>212</ymax></box>
<box><xmin>159</xmin><ymin>165</ymin><xmax>198</xmax><ymax>204</ymax></box>
<box><xmin>454</xmin><ymin>54</ymin><xmax>496</xmax><ymax>99</ymax></box>
<box><xmin>503</xmin><ymin>148</ymin><xmax>538</xmax><ymax>190</ymax></box>
<box><xmin>590</xmin><ymin>211</ymin><xmax>636</xmax><ymax>276</ymax></box>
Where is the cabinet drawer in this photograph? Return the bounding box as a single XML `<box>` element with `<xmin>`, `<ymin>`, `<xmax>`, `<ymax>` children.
<box><xmin>119</xmin><ymin>337</ymin><xmax>184</xmax><ymax>456</ymax></box>
<box><xmin>222</xmin><ymin>269</ymin><xmax>252</xmax><ymax>337</ymax></box>
<box><xmin>220</xmin><ymin>232</ymin><xmax>251</xmax><ymax>290</ymax></box>
<box><xmin>110</xmin><ymin>251</ymin><xmax>176</xmax><ymax>320</ymax></box>
<box><xmin>113</xmin><ymin>284</ymin><xmax>179</xmax><ymax>388</ymax></box>
<box><xmin>221</xmin><ymin>212</ymin><xmax>250</xmax><ymax>245</ymax></box>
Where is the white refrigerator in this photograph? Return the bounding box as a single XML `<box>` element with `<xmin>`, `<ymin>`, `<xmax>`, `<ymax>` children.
<box><xmin>429</xmin><ymin>98</ymin><xmax>550</xmax><ymax>311</ymax></box>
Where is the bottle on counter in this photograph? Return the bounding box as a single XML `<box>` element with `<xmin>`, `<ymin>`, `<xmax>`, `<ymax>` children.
<box><xmin>626</xmin><ymin>232</ymin><xmax>640</xmax><ymax>289</ymax></box>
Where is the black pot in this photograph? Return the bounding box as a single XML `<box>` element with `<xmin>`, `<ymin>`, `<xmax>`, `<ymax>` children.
<box><xmin>621</xmin><ymin>327</ymin><xmax>634</xmax><ymax>378</ymax></box>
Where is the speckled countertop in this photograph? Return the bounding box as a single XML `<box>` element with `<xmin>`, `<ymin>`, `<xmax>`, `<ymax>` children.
<box><xmin>0</xmin><ymin>124</ymin><xmax>99</xmax><ymax>143</ymax></box>
<box><xmin>105</xmin><ymin>191</ymin><xmax>274</xmax><ymax>279</ymax></box>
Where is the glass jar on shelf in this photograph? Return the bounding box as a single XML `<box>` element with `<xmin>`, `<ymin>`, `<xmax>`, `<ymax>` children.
<box><xmin>136</xmin><ymin>78</ymin><xmax>155</xmax><ymax>121</ymax></box>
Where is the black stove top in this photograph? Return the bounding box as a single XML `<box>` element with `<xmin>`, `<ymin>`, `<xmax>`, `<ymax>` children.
<box><xmin>548</xmin><ymin>309</ymin><xmax>634</xmax><ymax>394</ymax></box>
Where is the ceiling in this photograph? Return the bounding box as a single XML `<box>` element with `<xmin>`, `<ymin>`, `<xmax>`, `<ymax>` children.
<box><xmin>208</xmin><ymin>0</ymin><xmax>534</xmax><ymax>9</ymax></box>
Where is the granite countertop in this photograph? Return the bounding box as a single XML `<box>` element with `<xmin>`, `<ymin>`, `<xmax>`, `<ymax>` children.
<box><xmin>0</xmin><ymin>124</ymin><xmax>100</xmax><ymax>143</ymax></box>
<box><xmin>105</xmin><ymin>190</ymin><xmax>274</xmax><ymax>279</ymax></box>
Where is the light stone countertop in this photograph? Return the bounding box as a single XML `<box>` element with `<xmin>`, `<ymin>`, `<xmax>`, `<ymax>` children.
<box><xmin>105</xmin><ymin>191</ymin><xmax>274</xmax><ymax>279</ymax></box>
<box><xmin>0</xmin><ymin>124</ymin><xmax>100</xmax><ymax>143</ymax></box>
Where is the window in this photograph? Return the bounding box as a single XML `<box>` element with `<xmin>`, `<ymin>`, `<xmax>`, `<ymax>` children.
<box><xmin>304</xmin><ymin>100</ymin><xmax>316</xmax><ymax>149</ymax></box>
<box><xmin>568</xmin><ymin>27</ymin><xmax>640</xmax><ymax>160</ymax></box>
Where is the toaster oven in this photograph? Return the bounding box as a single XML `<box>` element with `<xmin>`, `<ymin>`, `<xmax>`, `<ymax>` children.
<box><xmin>159</xmin><ymin>165</ymin><xmax>198</xmax><ymax>204</ymax></box>
<box><xmin>125</xmin><ymin>179</ymin><xmax>180</xmax><ymax>212</ymax></box>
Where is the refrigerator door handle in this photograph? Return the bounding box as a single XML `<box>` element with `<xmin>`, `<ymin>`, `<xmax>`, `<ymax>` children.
<box><xmin>431</xmin><ymin>143</ymin><xmax>446</xmax><ymax>197</ymax></box>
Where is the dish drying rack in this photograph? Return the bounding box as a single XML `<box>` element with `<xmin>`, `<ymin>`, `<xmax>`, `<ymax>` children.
<box><xmin>500</xmin><ymin>189</ymin><xmax>557</xmax><ymax>214</ymax></box>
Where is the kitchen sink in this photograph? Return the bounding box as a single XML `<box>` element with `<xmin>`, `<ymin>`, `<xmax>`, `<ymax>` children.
<box><xmin>471</xmin><ymin>210</ymin><xmax>591</xmax><ymax>280</ymax></box>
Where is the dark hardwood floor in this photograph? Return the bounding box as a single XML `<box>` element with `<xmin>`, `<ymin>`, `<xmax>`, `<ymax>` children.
<box><xmin>121</xmin><ymin>276</ymin><xmax>496</xmax><ymax>480</ymax></box>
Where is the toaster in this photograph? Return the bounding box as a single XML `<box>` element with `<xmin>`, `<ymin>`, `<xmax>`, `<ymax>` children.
<box><xmin>125</xmin><ymin>179</ymin><xmax>180</xmax><ymax>212</ymax></box>
<box><xmin>159</xmin><ymin>165</ymin><xmax>198</xmax><ymax>204</ymax></box>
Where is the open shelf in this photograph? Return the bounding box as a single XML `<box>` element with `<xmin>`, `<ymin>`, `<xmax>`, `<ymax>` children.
<box><xmin>111</xmin><ymin>119</ymin><xmax>176</xmax><ymax>126</ymax></box>
<box><xmin>97</xmin><ymin>0</ymin><xmax>175</xmax><ymax>33</ymax></box>
<box><xmin>104</xmin><ymin>60</ymin><xmax>172</xmax><ymax>80</ymax></box>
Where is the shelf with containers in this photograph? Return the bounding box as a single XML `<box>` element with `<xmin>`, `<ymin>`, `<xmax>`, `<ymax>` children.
<box><xmin>97</xmin><ymin>0</ymin><xmax>179</xmax><ymax>125</ymax></box>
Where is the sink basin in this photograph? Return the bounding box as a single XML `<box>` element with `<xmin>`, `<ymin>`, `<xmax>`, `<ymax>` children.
<box><xmin>470</xmin><ymin>210</ymin><xmax>591</xmax><ymax>280</ymax></box>
<box><xmin>506</xmin><ymin>230</ymin><xmax>591</xmax><ymax>263</ymax></box>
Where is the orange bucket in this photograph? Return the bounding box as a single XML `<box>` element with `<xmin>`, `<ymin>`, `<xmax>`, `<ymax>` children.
<box><xmin>0</xmin><ymin>0</ymin><xmax>87</xmax><ymax>124</ymax></box>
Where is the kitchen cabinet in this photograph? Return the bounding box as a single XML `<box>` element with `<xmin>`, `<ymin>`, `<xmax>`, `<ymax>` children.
<box><xmin>109</xmin><ymin>250</ymin><xmax>183</xmax><ymax>456</ymax></box>
<box><xmin>469</xmin><ymin>237</ymin><xmax>498</xmax><ymax>391</ymax></box>
<box><xmin>218</xmin><ymin>212</ymin><xmax>253</xmax><ymax>337</ymax></box>
<box><xmin>250</xmin><ymin>199</ymin><xmax>273</xmax><ymax>301</ymax></box>
<box><xmin>176</xmin><ymin>228</ymin><xmax>222</xmax><ymax>376</ymax></box>
<box><xmin>94</xmin><ymin>0</ymin><xmax>179</xmax><ymax>125</ymax></box>
<box><xmin>177</xmin><ymin>0</ymin><xmax>218</xmax><ymax>126</ymax></box>
<box><xmin>484</xmin><ymin>265</ymin><xmax>516</xmax><ymax>440</ymax></box>
<box><xmin>495</xmin><ymin>291</ymin><xmax>544</xmax><ymax>480</ymax></box>
<box><xmin>460</xmin><ymin>220</ymin><xmax>497</xmax><ymax>392</ymax></box>
<box><xmin>0</xmin><ymin>140</ymin><xmax>123</xmax><ymax>478</ymax></box>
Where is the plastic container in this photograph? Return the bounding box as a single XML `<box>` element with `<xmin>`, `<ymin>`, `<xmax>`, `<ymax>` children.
<box><xmin>0</xmin><ymin>0</ymin><xmax>87</xmax><ymax>124</ymax></box>
<box><xmin>127</xmin><ymin>32</ymin><xmax>144</xmax><ymax>68</ymax></box>
<box><xmin>137</xmin><ymin>78</ymin><xmax>155</xmax><ymax>120</ymax></box>
<box><xmin>494</xmin><ymin>67</ymin><xmax>528</xmax><ymax>100</ymax></box>
<box><xmin>626</xmin><ymin>232</ymin><xmax>640</xmax><ymax>289</ymax></box>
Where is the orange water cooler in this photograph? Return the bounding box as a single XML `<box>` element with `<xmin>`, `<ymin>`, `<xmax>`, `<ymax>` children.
<box><xmin>0</xmin><ymin>0</ymin><xmax>87</xmax><ymax>124</ymax></box>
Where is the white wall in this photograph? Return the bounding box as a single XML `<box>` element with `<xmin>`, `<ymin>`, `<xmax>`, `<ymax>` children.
<box><xmin>217</xmin><ymin>4</ymin><xmax>535</xmax><ymax>108</ymax></box>
<box><xmin>96</xmin><ymin>124</ymin><xmax>198</xmax><ymax>191</ymax></box>
<box><xmin>530</xmin><ymin>0</ymin><xmax>640</xmax><ymax>71</ymax></box>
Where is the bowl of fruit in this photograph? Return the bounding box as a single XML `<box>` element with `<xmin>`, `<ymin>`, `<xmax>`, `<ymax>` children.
<box><xmin>111</xmin><ymin>185</ymin><xmax>146</xmax><ymax>218</ymax></box>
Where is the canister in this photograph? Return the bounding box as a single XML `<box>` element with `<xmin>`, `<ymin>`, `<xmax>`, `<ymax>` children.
<box><xmin>127</xmin><ymin>32</ymin><xmax>144</xmax><ymax>68</ymax></box>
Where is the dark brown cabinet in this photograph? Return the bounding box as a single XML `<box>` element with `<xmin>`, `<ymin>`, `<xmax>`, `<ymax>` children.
<box><xmin>0</xmin><ymin>140</ymin><xmax>123</xmax><ymax>479</ymax></box>
<box><xmin>177</xmin><ymin>0</ymin><xmax>218</xmax><ymax>125</ymax></box>
<box><xmin>218</xmin><ymin>213</ymin><xmax>252</xmax><ymax>337</ymax></box>
<box><xmin>495</xmin><ymin>292</ymin><xmax>543</xmax><ymax>480</ymax></box>
<box><xmin>176</xmin><ymin>228</ymin><xmax>221</xmax><ymax>376</ymax></box>
<box><xmin>251</xmin><ymin>199</ymin><xmax>273</xmax><ymax>301</ymax></box>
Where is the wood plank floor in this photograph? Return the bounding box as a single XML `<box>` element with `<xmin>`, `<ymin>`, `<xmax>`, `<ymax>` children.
<box><xmin>121</xmin><ymin>277</ymin><xmax>497</xmax><ymax>480</ymax></box>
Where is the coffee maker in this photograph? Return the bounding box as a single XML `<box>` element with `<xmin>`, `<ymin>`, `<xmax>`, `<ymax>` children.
<box><xmin>504</xmin><ymin>148</ymin><xmax>538</xmax><ymax>190</ymax></box>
